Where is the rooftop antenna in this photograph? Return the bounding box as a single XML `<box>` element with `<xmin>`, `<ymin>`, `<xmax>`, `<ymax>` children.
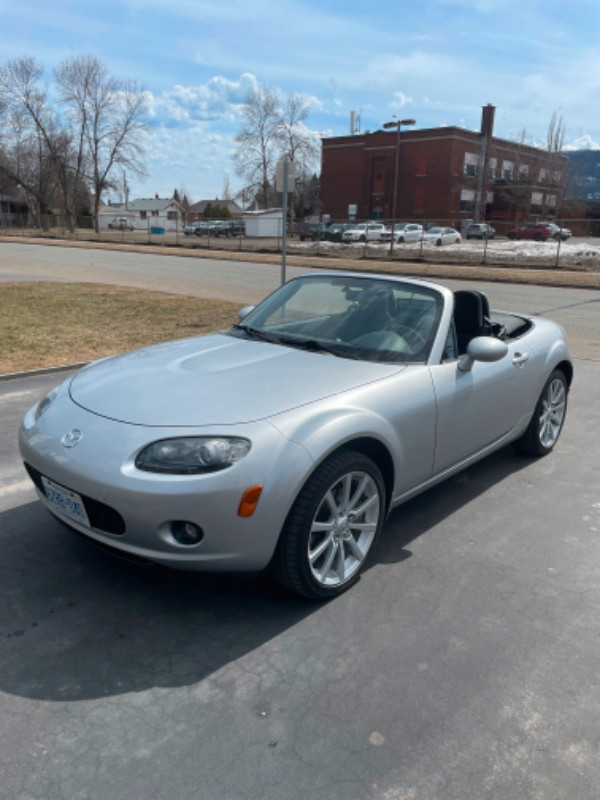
<box><xmin>350</xmin><ymin>110</ymin><xmax>362</xmax><ymax>135</ymax></box>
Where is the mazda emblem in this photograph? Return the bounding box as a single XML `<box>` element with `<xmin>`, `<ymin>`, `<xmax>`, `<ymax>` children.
<box><xmin>61</xmin><ymin>428</ymin><xmax>84</xmax><ymax>448</ymax></box>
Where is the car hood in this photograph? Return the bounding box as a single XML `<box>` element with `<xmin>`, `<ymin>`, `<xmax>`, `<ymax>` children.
<box><xmin>69</xmin><ymin>333</ymin><xmax>404</xmax><ymax>426</ymax></box>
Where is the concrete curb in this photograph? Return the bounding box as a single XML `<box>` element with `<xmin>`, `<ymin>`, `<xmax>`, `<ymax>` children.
<box><xmin>0</xmin><ymin>362</ymin><xmax>87</xmax><ymax>382</ymax></box>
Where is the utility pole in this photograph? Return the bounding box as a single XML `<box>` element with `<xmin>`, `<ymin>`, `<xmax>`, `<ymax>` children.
<box><xmin>382</xmin><ymin>118</ymin><xmax>416</xmax><ymax>253</ymax></box>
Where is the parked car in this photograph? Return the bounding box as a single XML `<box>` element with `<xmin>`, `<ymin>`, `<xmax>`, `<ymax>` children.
<box><xmin>20</xmin><ymin>272</ymin><xmax>572</xmax><ymax>599</ymax></box>
<box><xmin>507</xmin><ymin>223</ymin><xmax>553</xmax><ymax>241</ymax></box>
<box><xmin>381</xmin><ymin>222</ymin><xmax>424</xmax><ymax>244</ymax></box>
<box><xmin>184</xmin><ymin>221</ymin><xmax>204</xmax><ymax>236</ymax></box>
<box><xmin>342</xmin><ymin>223</ymin><xmax>390</xmax><ymax>243</ymax></box>
<box><xmin>209</xmin><ymin>220</ymin><xmax>245</xmax><ymax>237</ymax></box>
<box><xmin>324</xmin><ymin>223</ymin><xmax>354</xmax><ymax>242</ymax></box>
<box><xmin>466</xmin><ymin>223</ymin><xmax>496</xmax><ymax>240</ymax></box>
<box><xmin>108</xmin><ymin>217</ymin><xmax>134</xmax><ymax>231</ymax></box>
<box><xmin>295</xmin><ymin>221</ymin><xmax>327</xmax><ymax>241</ymax></box>
<box><xmin>545</xmin><ymin>222</ymin><xmax>572</xmax><ymax>241</ymax></box>
<box><xmin>422</xmin><ymin>227</ymin><xmax>461</xmax><ymax>246</ymax></box>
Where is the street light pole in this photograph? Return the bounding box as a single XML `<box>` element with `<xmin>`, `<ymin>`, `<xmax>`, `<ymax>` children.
<box><xmin>383</xmin><ymin>118</ymin><xmax>415</xmax><ymax>254</ymax></box>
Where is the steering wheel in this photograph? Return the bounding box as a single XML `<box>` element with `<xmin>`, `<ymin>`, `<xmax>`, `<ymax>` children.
<box><xmin>388</xmin><ymin>324</ymin><xmax>426</xmax><ymax>353</ymax></box>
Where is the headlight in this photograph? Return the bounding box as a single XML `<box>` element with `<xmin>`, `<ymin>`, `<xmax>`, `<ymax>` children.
<box><xmin>135</xmin><ymin>437</ymin><xmax>251</xmax><ymax>474</ymax></box>
<box><xmin>35</xmin><ymin>387</ymin><xmax>59</xmax><ymax>420</ymax></box>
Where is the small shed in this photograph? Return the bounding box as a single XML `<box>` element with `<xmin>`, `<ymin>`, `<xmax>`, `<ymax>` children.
<box><xmin>242</xmin><ymin>208</ymin><xmax>283</xmax><ymax>238</ymax></box>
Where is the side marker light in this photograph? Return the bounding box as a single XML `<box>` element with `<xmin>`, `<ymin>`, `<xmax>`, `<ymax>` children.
<box><xmin>238</xmin><ymin>486</ymin><xmax>263</xmax><ymax>517</ymax></box>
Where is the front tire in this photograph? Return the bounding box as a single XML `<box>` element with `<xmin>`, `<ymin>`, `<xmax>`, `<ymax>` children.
<box><xmin>514</xmin><ymin>370</ymin><xmax>568</xmax><ymax>456</ymax></box>
<box><xmin>275</xmin><ymin>450</ymin><xmax>386</xmax><ymax>599</ymax></box>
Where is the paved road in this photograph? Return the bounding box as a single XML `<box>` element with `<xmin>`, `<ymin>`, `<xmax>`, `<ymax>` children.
<box><xmin>2</xmin><ymin>361</ymin><xmax>600</xmax><ymax>799</ymax></box>
<box><xmin>1</xmin><ymin>241</ymin><xmax>599</xmax><ymax>359</ymax></box>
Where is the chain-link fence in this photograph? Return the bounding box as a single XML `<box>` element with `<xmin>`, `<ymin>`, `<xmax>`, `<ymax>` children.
<box><xmin>1</xmin><ymin>214</ymin><xmax>599</xmax><ymax>271</ymax></box>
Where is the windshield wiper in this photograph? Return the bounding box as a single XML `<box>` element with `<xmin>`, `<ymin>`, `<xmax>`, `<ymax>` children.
<box><xmin>232</xmin><ymin>324</ymin><xmax>283</xmax><ymax>344</ymax></box>
<box><xmin>232</xmin><ymin>326</ymin><xmax>361</xmax><ymax>359</ymax></box>
<box><xmin>276</xmin><ymin>336</ymin><xmax>362</xmax><ymax>360</ymax></box>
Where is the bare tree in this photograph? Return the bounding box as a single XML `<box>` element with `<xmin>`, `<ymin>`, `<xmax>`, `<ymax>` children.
<box><xmin>274</xmin><ymin>93</ymin><xmax>320</xmax><ymax>170</ymax></box>
<box><xmin>0</xmin><ymin>57</ymin><xmax>68</xmax><ymax>224</ymax></box>
<box><xmin>233</xmin><ymin>84</ymin><xmax>278</xmax><ymax>209</ymax></box>
<box><xmin>0</xmin><ymin>54</ymin><xmax>147</xmax><ymax>231</ymax></box>
<box><xmin>274</xmin><ymin>93</ymin><xmax>320</xmax><ymax>222</ymax></box>
<box><xmin>55</xmin><ymin>55</ymin><xmax>148</xmax><ymax>232</ymax></box>
<box><xmin>222</xmin><ymin>174</ymin><xmax>232</xmax><ymax>201</ymax></box>
<box><xmin>543</xmin><ymin>111</ymin><xmax>566</xmax><ymax>216</ymax></box>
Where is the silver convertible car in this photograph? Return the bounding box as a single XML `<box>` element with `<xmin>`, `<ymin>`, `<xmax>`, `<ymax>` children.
<box><xmin>20</xmin><ymin>273</ymin><xmax>572</xmax><ymax>598</ymax></box>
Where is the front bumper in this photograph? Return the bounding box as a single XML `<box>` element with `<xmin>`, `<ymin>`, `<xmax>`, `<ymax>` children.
<box><xmin>20</xmin><ymin>397</ymin><xmax>314</xmax><ymax>572</ymax></box>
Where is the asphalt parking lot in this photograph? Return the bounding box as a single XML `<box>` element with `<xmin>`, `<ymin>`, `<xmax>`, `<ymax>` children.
<box><xmin>2</xmin><ymin>359</ymin><xmax>600</xmax><ymax>799</ymax></box>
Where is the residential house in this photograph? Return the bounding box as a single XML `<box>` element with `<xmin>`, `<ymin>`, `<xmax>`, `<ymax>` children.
<box><xmin>99</xmin><ymin>197</ymin><xmax>183</xmax><ymax>230</ymax></box>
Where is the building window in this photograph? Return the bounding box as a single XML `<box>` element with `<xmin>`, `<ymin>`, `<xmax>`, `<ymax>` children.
<box><xmin>502</xmin><ymin>160</ymin><xmax>514</xmax><ymax>181</ymax></box>
<box><xmin>489</xmin><ymin>157</ymin><xmax>497</xmax><ymax>180</ymax></box>
<box><xmin>140</xmin><ymin>210</ymin><xmax>147</xmax><ymax>220</ymax></box>
<box><xmin>152</xmin><ymin>209</ymin><xmax>159</xmax><ymax>216</ymax></box>
<box><xmin>518</xmin><ymin>165</ymin><xmax>529</xmax><ymax>182</ymax></box>
<box><xmin>167</xmin><ymin>210</ymin><xmax>178</xmax><ymax>221</ymax></box>
<box><xmin>547</xmin><ymin>194</ymin><xmax>557</xmax><ymax>214</ymax></box>
<box><xmin>463</xmin><ymin>152</ymin><xmax>479</xmax><ymax>177</ymax></box>
<box><xmin>460</xmin><ymin>188</ymin><xmax>475</xmax><ymax>212</ymax></box>
<box><xmin>531</xmin><ymin>191</ymin><xmax>543</xmax><ymax>215</ymax></box>
<box><xmin>539</xmin><ymin>168</ymin><xmax>548</xmax><ymax>184</ymax></box>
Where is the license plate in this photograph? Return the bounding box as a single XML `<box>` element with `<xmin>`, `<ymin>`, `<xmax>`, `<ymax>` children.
<box><xmin>41</xmin><ymin>476</ymin><xmax>90</xmax><ymax>527</ymax></box>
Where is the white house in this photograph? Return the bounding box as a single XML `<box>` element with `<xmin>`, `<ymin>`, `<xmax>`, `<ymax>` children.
<box><xmin>242</xmin><ymin>208</ymin><xmax>284</xmax><ymax>238</ymax></box>
<box><xmin>99</xmin><ymin>197</ymin><xmax>183</xmax><ymax>231</ymax></box>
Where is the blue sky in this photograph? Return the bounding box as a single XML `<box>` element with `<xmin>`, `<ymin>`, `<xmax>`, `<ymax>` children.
<box><xmin>2</xmin><ymin>0</ymin><xmax>599</xmax><ymax>203</ymax></box>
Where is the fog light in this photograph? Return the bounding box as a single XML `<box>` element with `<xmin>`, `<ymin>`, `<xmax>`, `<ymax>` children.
<box><xmin>170</xmin><ymin>521</ymin><xmax>204</xmax><ymax>546</ymax></box>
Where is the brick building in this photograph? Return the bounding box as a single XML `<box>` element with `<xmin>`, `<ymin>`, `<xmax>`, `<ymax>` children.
<box><xmin>320</xmin><ymin>105</ymin><xmax>567</xmax><ymax>228</ymax></box>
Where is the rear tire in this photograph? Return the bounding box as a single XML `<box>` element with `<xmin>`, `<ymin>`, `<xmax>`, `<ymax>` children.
<box><xmin>513</xmin><ymin>370</ymin><xmax>568</xmax><ymax>456</ymax></box>
<box><xmin>274</xmin><ymin>450</ymin><xmax>385</xmax><ymax>599</ymax></box>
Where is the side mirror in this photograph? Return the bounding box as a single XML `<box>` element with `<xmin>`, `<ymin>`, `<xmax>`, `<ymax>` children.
<box><xmin>458</xmin><ymin>336</ymin><xmax>508</xmax><ymax>372</ymax></box>
<box><xmin>238</xmin><ymin>305</ymin><xmax>255</xmax><ymax>322</ymax></box>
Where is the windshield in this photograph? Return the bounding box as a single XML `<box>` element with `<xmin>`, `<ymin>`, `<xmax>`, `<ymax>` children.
<box><xmin>427</xmin><ymin>227</ymin><xmax>443</xmax><ymax>234</ymax></box>
<box><xmin>232</xmin><ymin>275</ymin><xmax>443</xmax><ymax>363</ymax></box>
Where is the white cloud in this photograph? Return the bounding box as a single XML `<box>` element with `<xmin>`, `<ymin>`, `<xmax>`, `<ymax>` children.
<box><xmin>563</xmin><ymin>134</ymin><xmax>600</xmax><ymax>151</ymax></box>
<box><xmin>390</xmin><ymin>92</ymin><xmax>414</xmax><ymax>110</ymax></box>
<box><xmin>149</xmin><ymin>73</ymin><xmax>259</xmax><ymax>125</ymax></box>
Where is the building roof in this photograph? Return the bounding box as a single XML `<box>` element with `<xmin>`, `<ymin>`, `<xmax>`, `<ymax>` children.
<box><xmin>125</xmin><ymin>197</ymin><xmax>177</xmax><ymax>212</ymax></box>
<box><xmin>242</xmin><ymin>208</ymin><xmax>283</xmax><ymax>217</ymax></box>
<box><xmin>189</xmin><ymin>198</ymin><xmax>243</xmax><ymax>216</ymax></box>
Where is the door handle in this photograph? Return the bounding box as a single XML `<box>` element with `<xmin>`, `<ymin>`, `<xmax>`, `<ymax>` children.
<box><xmin>512</xmin><ymin>352</ymin><xmax>530</xmax><ymax>367</ymax></box>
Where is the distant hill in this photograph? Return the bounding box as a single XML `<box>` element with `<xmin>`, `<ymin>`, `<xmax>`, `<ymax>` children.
<box><xmin>564</xmin><ymin>150</ymin><xmax>600</xmax><ymax>201</ymax></box>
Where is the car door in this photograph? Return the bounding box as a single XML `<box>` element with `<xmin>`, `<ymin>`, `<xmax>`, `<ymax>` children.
<box><xmin>430</xmin><ymin>337</ymin><xmax>538</xmax><ymax>473</ymax></box>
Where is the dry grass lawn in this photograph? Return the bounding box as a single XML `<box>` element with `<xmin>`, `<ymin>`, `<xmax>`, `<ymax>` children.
<box><xmin>1</xmin><ymin>282</ymin><xmax>242</xmax><ymax>374</ymax></box>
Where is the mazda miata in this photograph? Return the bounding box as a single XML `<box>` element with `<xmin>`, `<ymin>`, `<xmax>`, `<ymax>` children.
<box><xmin>20</xmin><ymin>273</ymin><xmax>572</xmax><ymax>598</ymax></box>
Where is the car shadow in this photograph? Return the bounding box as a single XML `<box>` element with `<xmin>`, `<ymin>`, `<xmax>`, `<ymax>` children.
<box><xmin>375</xmin><ymin>444</ymin><xmax>534</xmax><ymax>563</ymax></box>
<box><xmin>0</xmin><ymin>445</ymin><xmax>533</xmax><ymax>703</ymax></box>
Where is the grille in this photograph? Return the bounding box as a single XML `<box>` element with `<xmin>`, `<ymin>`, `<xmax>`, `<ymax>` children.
<box><xmin>24</xmin><ymin>463</ymin><xmax>126</xmax><ymax>536</ymax></box>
